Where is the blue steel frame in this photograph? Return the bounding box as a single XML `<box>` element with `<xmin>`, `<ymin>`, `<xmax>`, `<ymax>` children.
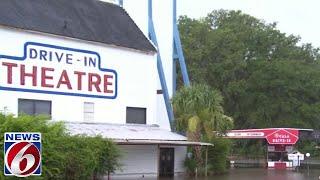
<box><xmin>173</xmin><ymin>0</ymin><xmax>190</xmax><ymax>92</ymax></box>
<box><xmin>148</xmin><ymin>0</ymin><xmax>175</xmax><ymax>129</ymax></box>
<box><xmin>118</xmin><ymin>0</ymin><xmax>190</xmax><ymax>129</ymax></box>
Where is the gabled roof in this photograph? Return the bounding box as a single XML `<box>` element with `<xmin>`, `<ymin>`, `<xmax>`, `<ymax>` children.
<box><xmin>0</xmin><ymin>0</ymin><xmax>156</xmax><ymax>53</ymax></box>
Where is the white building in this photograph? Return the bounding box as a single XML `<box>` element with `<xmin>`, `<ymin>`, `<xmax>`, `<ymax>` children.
<box><xmin>0</xmin><ymin>0</ymin><xmax>209</xmax><ymax>178</ymax></box>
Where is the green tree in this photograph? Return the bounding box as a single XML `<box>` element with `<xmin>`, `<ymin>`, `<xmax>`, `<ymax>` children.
<box><xmin>172</xmin><ymin>84</ymin><xmax>233</xmax><ymax>167</ymax></box>
<box><xmin>178</xmin><ymin>10</ymin><xmax>320</xmax><ymax>130</ymax></box>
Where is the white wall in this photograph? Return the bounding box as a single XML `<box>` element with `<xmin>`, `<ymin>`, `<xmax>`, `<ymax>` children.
<box><xmin>113</xmin><ymin>145</ymin><xmax>186</xmax><ymax>178</ymax></box>
<box><xmin>123</xmin><ymin>0</ymin><xmax>174</xmax><ymax>96</ymax></box>
<box><xmin>0</xmin><ymin>26</ymin><xmax>159</xmax><ymax>126</ymax></box>
<box><xmin>115</xmin><ymin>145</ymin><xmax>158</xmax><ymax>178</ymax></box>
<box><xmin>174</xmin><ymin>146</ymin><xmax>187</xmax><ymax>173</ymax></box>
<box><xmin>122</xmin><ymin>0</ymin><xmax>174</xmax><ymax>130</ymax></box>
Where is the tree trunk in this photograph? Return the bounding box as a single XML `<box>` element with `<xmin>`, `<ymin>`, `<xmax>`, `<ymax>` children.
<box><xmin>188</xmin><ymin>130</ymin><xmax>203</xmax><ymax>166</ymax></box>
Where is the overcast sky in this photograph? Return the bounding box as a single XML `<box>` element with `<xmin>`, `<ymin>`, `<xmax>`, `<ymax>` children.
<box><xmin>177</xmin><ymin>0</ymin><xmax>320</xmax><ymax>47</ymax></box>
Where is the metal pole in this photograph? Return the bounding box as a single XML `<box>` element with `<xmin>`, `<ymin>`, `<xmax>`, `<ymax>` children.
<box><xmin>172</xmin><ymin>0</ymin><xmax>177</xmax><ymax>94</ymax></box>
<box><xmin>205</xmin><ymin>146</ymin><xmax>208</xmax><ymax>176</ymax></box>
<box><xmin>157</xmin><ymin>145</ymin><xmax>160</xmax><ymax>179</ymax></box>
<box><xmin>148</xmin><ymin>0</ymin><xmax>175</xmax><ymax>129</ymax></box>
<box><xmin>172</xmin><ymin>0</ymin><xmax>190</xmax><ymax>87</ymax></box>
<box><xmin>267</xmin><ymin>146</ymin><xmax>268</xmax><ymax>168</ymax></box>
<box><xmin>297</xmin><ymin>155</ymin><xmax>299</xmax><ymax>172</ymax></box>
<box><xmin>195</xmin><ymin>167</ymin><xmax>198</xmax><ymax>178</ymax></box>
<box><xmin>307</xmin><ymin>157</ymin><xmax>309</xmax><ymax>176</ymax></box>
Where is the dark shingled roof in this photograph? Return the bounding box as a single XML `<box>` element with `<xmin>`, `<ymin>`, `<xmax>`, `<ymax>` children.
<box><xmin>0</xmin><ymin>0</ymin><xmax>156</xmax><ymax>52</ymax></box>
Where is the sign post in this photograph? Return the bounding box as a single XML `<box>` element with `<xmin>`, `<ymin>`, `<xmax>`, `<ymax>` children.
<box><xmin>306</xmin><ymin>153</ymin><xmax>310</xmax><ymax>176</ymax></box>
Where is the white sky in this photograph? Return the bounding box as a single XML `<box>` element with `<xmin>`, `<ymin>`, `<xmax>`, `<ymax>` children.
<box><xmin>177</xmin><ymin>0</ymin><xmax>320</xmax><ymax>47</ymax></box>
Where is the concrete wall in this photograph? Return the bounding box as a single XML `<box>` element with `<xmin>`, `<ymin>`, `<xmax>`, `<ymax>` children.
<box><xmin>0</xmin><ymin>26</ymin><xmax>160</xmax><ymax>126</ymax></box>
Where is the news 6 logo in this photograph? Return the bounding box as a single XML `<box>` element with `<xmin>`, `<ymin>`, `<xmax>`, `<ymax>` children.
<box><xmin>4</xmin><ymin>132</ymin><xmax>41</xmax><ymax>177</ymax></box>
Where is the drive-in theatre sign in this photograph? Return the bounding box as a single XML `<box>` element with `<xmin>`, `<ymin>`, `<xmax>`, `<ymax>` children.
<box><xmin>226</xmin><ymin>128</ymin><xmax>299</xmax><ymax>145</ymax></box>
<box><xmin>0</xmin><ymin>42</ymin><xmax>117</xmax><ymax>99</ymax></box>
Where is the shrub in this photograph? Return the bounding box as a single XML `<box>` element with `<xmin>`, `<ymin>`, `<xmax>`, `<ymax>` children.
<box><xmin>207</xmin><ymin>138</ymin><xmax>231</xmax><ymax>174</ymax></box>
<box><xmin>184</xmin><ymin>153</ymin><xmax>197</xmax><ymax>175</ymax></box>
<box><xmin>184</xmin><ymin>137</ymin><xmax>231</xmax><ymax>176</ymax></box>
<box><xmin>0</xmin><ymin>114</ymin><xmax>121</xmax><ymax>179</ymax></box>
<box><xmin>297</xmin><ymin>140</ymin><xmax>320</xmax><ymax>158</ymax></box>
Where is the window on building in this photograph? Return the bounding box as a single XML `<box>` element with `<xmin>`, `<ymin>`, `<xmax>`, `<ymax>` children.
<box><xmin>126</xmin><ymin>107</ymin><xmax>146</xmax><ymax>124</ymax></box>
<box><xmin>84</xmin><ymin>102</ymin><xmax>94</xmax><ymax>121</ymax></box>
<box><xmin>18</xmin><ymin>99</ymin><xmax>51</xmax><ymax>116</ymax></box>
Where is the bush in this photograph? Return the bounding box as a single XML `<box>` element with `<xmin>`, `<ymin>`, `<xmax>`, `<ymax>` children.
<box><xmin>0</xmin><ymin>114</ymin><xmax>121</xmax><ymax>180</ymax></box>
<box><xmin>297</xmin><ymin>140</ymin><xmax>320</xmax><ymax>158</ymax></box>
<box><xmin>207</xmin><ymin>138</ymin><xmax>231</xmax><ymax>174</ymax></box>
<box><xmin>184</xmin><ymin>137</ymin><xmax>231</xmax><ymax>176</ymax></box>
<box><xmin>232</xmin><ymin>139</ymin><xmax>266</xmax><ymax>158</ymax></box>
<box><xmin>184</xmin><ymin>152</ymin><xmax>207</xmax><ymax>176</ymax></box>
<box><xmin>184</xmin><ymin>153</ymin><xmax>197</xmax><ymax>175</ymax></box>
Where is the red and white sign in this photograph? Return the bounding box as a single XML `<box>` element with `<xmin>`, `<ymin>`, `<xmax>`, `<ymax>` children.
<box><xmin>226</xmin><ymin>131</ymin><xmax>265</xmax><ymax>138</ymax></box>
<box><xmin>225</xmin><ymin>128</ymin><xmax>299</xmax><ymax>145</ymax></box>
<box><xmin>266</xmin><ymin>129</ymin><xmax>298</xmax><ymax>145</ymax></box>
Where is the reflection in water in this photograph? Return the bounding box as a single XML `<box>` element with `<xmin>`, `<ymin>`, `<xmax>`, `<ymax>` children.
<box><xmin>161</xmin><ymin>168</ymin><xmax>319</xmax><ymax>180</ymax></box>
<box><xmin>206</xmin><ymin>168</ymin><xmax>315</xmax><ymax>180</ymax></box>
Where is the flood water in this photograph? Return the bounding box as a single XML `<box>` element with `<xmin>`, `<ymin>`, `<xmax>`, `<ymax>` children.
<box><xmin>112</xmin><ymin>168</ymin><xmax>320</xmax><ymax>180</ymax></box>
<box><xmin>201</xmin><ymin>168</ymin><xmax>320</xmax><ymax>180</ymax></box>
<box><xmin>160</xmin><ymin>168</ymin><xmax>320</xmax><ymax>180</ymax></box>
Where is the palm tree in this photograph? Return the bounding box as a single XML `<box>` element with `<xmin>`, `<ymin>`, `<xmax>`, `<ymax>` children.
<box><xmin>172</xmin><ymin>84</ymin><xmax>233</xmax><ymax>165</ymax></box>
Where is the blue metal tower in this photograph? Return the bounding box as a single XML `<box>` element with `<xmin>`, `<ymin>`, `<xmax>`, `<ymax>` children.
<box><xmin>172</xmin><ymin>0</ymin><xmax>190</xmax><ymax>91</ymax></box>
<box><xmin>118</xmin><ymin>0</ymin><xmax>190</xmax><ymax>130</ymax></box>
<box><xmin>147</xmin><ymin>0</ymin><xmax>175</xmax><ymax>129</ymax></box>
